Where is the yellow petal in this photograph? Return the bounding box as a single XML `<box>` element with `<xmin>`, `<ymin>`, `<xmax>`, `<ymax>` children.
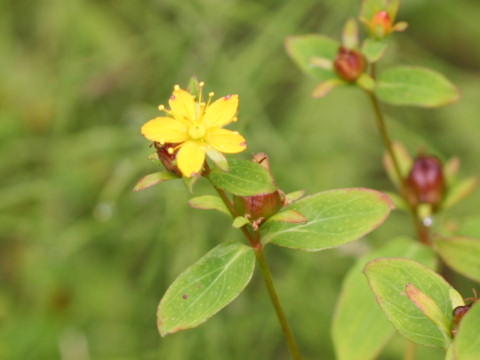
<box><xmin>141</xmin><ymin>117</ymin><xmax>188</xmax><ymax>143</ymax></box>
<box><xmin>202</xmin><ymin>94</ymin><xmax>238</xmax><ymax>128</ymax></box>
<box><xmin>206</xmin><ymin>128</ymin><xmax>247</xmax><ymax>154</ymax></box>
<box><xmin>176</xmin><ymin>140</ymin><xmax>206</xmax><ymax>177</ymax></box>
<box><xmin>169</xmin><ymin>87</ymin><xmax>197</xmax><ymax>124</ymax></box>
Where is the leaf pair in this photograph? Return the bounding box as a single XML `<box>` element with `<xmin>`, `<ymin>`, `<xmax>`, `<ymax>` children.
<box><xmin>159</xmin><ymin>188</ymin><xmax>393</xmax><ymax>336</ymax></box>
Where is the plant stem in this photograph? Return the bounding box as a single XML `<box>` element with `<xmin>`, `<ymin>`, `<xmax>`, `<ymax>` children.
<box><xmin>204</xmin><ymin>162</ymin><xmax>302</xmax><ymax>359</ymax></box>
<box><xmin>403</xmin><ymin>340</ymin><xmax>416</xmax><ymax>360</ymax></box>
<box><xmin>366</xmin><ymin>72</ymin><xmax>431</xmax><ymax>245</ymax></box>
<box><xmin>255</xmin><ymin>246</ymin><xmax>303</xmax><ymax>360</ymax></box>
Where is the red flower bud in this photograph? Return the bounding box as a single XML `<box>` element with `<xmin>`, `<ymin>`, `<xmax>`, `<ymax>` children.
<box><xmin>234</xmin><ymin>190</ymin><xmax>283</xmax><ymax>223</ymax></box>
<box><xmin>369</xmin><ymin>11</ymin><xmax>393</xmax><ymax>38</ymax></box>
<box><xmin>451</xmin><ymin>304</ymin><xmax>472</xmax><ymax>337</ymax></box>
<box><xmin>406</xmin><ymin>155</ymin><xmax>445</xmax><ymax>208</ymax></box>
<box><xmin>154</xmin><ymin>142</ymin><xmax>182</xmax><ymax>177</ymax></box>
<box><xmin>334</xmin><ymin>46</ymin><xmax>366</xmax><ymax>82</ymax></box>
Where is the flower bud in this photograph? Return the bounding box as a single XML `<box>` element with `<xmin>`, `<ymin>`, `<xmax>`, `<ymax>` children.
<box><xmin>451</xmin><ymin>304</ymin><xmax>472</xmax><ymax>337</ymax></box>
<box><xmin>406</xmin><ymin>155</ymin><xmax>445</xmax><ymax>208</ymax></box>
<box><xmin>334</xmin><ymin>46</ymin><xmax>366</xmax><ymax>82</ymax></box>
<box><xmin>369</xmin><ymin>11</ymin><xmax>393</xmax><ymax>38</ymax></box>
<box><xmin>154</xmin><ymin>142</ymin><xmax>182</xmax><ymax>177</ymax></box>
<box><xmin>234</xmin><ymin>190</ymin><xmax>283</xmax><ymax>223</ymax></box>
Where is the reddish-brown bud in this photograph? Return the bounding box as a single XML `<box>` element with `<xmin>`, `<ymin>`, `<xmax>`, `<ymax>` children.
<box><xmin>406</xmin><ymin>155</ymin><xmax>445</xmax><ymax>208</ymax></box>
<box><xmin>234</xmin><ymin>191</ymin><xmax>283</xmax><ymax>223</ymax></box>
<box><xmin>334</xmin><ymin>46</ymin><xmax>366</xmax><ymax>82</ymax></box>
<box><xmin>451</xmin><ymin>304</ymin><xmax>472</xmax><ymax>337</ymax></box>
<box><xmin>154</xmin><ymin>142</ymin><xmax>182</xmax><ymax>177</ymax></box>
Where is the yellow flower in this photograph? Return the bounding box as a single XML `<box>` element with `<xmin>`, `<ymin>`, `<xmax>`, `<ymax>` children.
<box><xmin>141</xmin><ymin>83</ymin><xmax>247</xmax><ymax>177</ymax></box>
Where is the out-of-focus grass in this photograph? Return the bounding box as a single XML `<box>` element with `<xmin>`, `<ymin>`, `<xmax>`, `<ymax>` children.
<box><xmin>1</xmin><ymin>0</ymin><xmax>480</xmax><ymax>359</ymax></box>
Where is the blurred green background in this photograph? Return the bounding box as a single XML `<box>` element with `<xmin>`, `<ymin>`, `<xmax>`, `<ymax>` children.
<box><xmin>1</xmin><ymin>0</ymin><xmax>480</xmax><ymax>359</ymax></box>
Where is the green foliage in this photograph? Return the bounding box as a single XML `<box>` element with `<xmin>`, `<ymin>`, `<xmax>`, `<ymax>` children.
<box><xmin>208</xmin><ymin>159</ymin><xmax>276</xmax><ymax>196</ymax></box>
<box><xmin>262</xmin><ymin>189</ymin><xmax>393</xmax><ymax>251</ymax></box>
<box><xmin>451</xmin><ymin>303</ymin><xmax>480</xmax><ymax>359</ymax></box>
<box><xmin>285</xmin><ymin>34</ymin><xmax>338</xmax><ymax>80</ymax></box>
<box><xmin>364</xmin><ymin>258</ymin><xmax>454</xmax><ymax>349</ymax></box>
<box><xmin>2</xmin><ymin>0</ymin><xmax>480</xmax><ymax>359</ymax></box>
<box><xmin>435</xmin><ymin>237</ymin><xmax>480</xmax><ymax>283</ymax></box>
<box><xmin>188</xmin><ymin>195</ymin><xmax>230</xmax><ymax>216</ymax></box>
<box><xmin>375</xmin><ymin>66</ymin><xmax>460</xmax><ymax>107</ymax></box>
<box><xmin>332</xmin><ymin>237</ymin><xmax>435</xmax><ymax>360</ymax></box>
<box><xmin>133</xmin><ymin>171</ymin><xmax>179</xmax><ymax>192</ymax></box>
<box><xmin>158</xmin><ymin>241</ymin><xmax>255</xmax><ymax>336</ymax></box>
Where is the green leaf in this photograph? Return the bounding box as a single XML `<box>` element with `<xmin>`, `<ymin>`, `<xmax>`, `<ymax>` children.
<box><xmin>453</xmin><ymin>302</ymin><xmax>480</xmax><ymax>359</ymax></box>
<box><xmin>332</xmin><ymin>237</ymin><xmax>435</xmax><ymax>360</ymax></box>
<box><xmin>284</xmin><ymin>190</ymin><xmax>305</xmax><ymax>204</ymax></box>
<box><xmin>285</xmin><ymin>34</ymin><xmax>339</xmax><ymax>81</ymax></box>
<box><xmin>157</xmin><ymin>241</ymin><xmax>255</xmax><ymax>336</ymax></box>
<box><xmin>266</xmin><ymin>210</ymin><xmax>308</xmax><ymax>224</ymax></box>
<box><xmin>364</xmin><ymin>258</ymin><xmax>454</xmax><ymax>348</ymax></box>
<box><xmin>132</xmin><ymin>171</ymin><xmax>179</xmax><ymax>192</ymax></box>
<box><xmin>442</xmin><ymin>176</ymin><xmax>478</xmax><ymax>210</ymax></box>
<box><xmin>208</xmin><ymin>159</ymin><xmax>276</xmax><ymax>196</ymax></box>
<box><xmin>206</xmin><ymin>148</ymin><xmax>229</xmax><ymax>172</ymax></box>
<box><xmin>342</xmin><ymin>18</ymin><xmax>359</xmax><ymax>49</ymax></box>
<box><xmin>362</xmin><ymin>38</ymin><xmax>389</xmax><ymax>63</ymax></box>
<box><xmin>405</xmin><ymin>283</ymin><xmax>451</xmax><ymax>336</ymax></box>
<box><xmin>261</xmin><ymin>188</ymin><xmax>393</xmax><ymax>251</ymax></box>
<box><xmin>188</xmin><ymin>195</ymin><xmax>230</xmax><ymax>216</ymax></box>
<box><xmin>435</xmin><ymin>236</ymin><xmax>480</xmax><ymax>283</ymax></box>
<box><xmin>232</xmin><ymin>216</ymin><xmax>250</xmax><ymax>228</ymax></box>
<box><xmin>376</xmin><ymin>66</ymin><xmax>460</xmax><ymax>107</ymax></box>
<box><xmin>312</xmin><ymin>78</ymin><xmax>346</xmax><ymax>98</ymax></box>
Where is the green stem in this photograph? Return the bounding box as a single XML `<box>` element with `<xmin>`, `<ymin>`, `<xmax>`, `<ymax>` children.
<box><xmin>403</xmin><ymin>340</ymin><xmax>416</xmax><ymax>360</ymax></box>
<box><xmin>204</xmin><ymin>162</ymin><xmax>302</xmax><ymax>359</ymax></box>
<box><xmin>255</xmin><ymin>246</ymin><xmax>303</xmax><ymax>360</ymax></box>
<box><xmin>366</xmin><ymin>70</ymin><xmax>431</xmax><ymax>246</ymax></box>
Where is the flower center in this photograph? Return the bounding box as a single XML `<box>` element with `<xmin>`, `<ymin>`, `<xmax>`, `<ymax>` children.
<box><xmin>189</xmin><ymin>123</ymin><xmax>206</xmax><ymax>140</ymax></box>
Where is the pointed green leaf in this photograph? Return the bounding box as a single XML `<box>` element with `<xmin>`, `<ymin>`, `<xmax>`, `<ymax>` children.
<box><xmin>266</xmin><ymin>210</ymin><xmax>308</xmax><ymax>224</ymax></box>
<box><xmin>208</xmin><ymin>159</ymin><xmax>276</xmax><ymax>197</ymax></box>
<box><xmin>285</xmin><ymin>34</ymin><xmax>339</xmax><ymax>81</ymax></box>
<box><xmin>157</xmin><ymin>241</ymin><xmax>255</xmax><ymax>336</ymax></box>
<box><xmin>342</xmin><ymin>18</ymin><xmax>359</xmax><ymax>49</ymax></box>
<box><xmin>442</xmin><ymin>176</ymin><xmax>478</xmax><ymax>210</ymax></box>
<box><xmin>284</xmin><ymin>190</ymin><xmax>305</xmax><ymax>204</ymax></box>
<box><xmin>453</xmin><ymin>302</ymin><xmax>480</xmax><ymax>359</ymax></box>
<box><xmin>376</xmin><ymin>66</ymin><xmax>460</xmax><ymax>107</ymax></box>
<box><xmin>312</xmin><ymin>78</ymin><xmax>346</xmax><ymax>98</ymax></box>
<box><xmin>133</xmin><ymin>171</ymin><xmax>179</xmax><ymax>192</ymax></box>
<box><xmin>188</xmin><ymin>195</ymin><xmax>230</xmax><ymax>216</ymax></box>
<box><xmin>405</xmin><ymin>283</ymin><xmax>451</xmax><ymax>336</ymax></box>
<box><xmin>362</xmin><ymin>38</ymin><xmax>389</xmax><ymax>63</ymax></box>
<box><xmin>261</xmin><ymin>188</ymin><xmax>393</xmax><ymax>251</ymax></box>
<box><xmin>332</xmin><ymin>237</ymin><xmax>435</xmax><ymax>360</ymax></box>
<box><xmin>435</xmin><ymin>236</ymin><xmax>480</xmax><ymax>283</ymax></box>
<box><xmin>364</xmin><ymin>258</ymin><xmax>454</xmax><ymax>348</ymax></box>
<box><xmin>232</xmin><ymin>216</ymin><xmax>250</xmax><ymax>228</ymax></box>
<box><xmin>449</xmin><ymin>288</ymin><xmax>466</xmax><ymax>309</ymax></box>
<box><xmin>206</xmin><ymin>148</ymin><xmax>229</xmax><ymax>172</ymax></box>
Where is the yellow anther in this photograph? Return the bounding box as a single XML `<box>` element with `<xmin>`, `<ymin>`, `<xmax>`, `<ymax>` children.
<box><xmin>199</xmin><ymin>81</ymin><xmax>205</xmax><ymax>87</ymax></box>
<box><xmin>167</xmin><ymin>147</ymin><xmax>174</xmax><ymax>154</ymax></box>
<box><xmin>232</xmin><ymin>116</ymin><xmax>238</xmax><ymax>122</ymax></box>
<box><xmin>158</xmin><ymin>104</ymin><xmax>165</xmax><ymax>111</ymax></box>
<box><xmin>208</xmin><ymin>92</ymin><xmax>215</xmax><ymax>97</ymax></box>
<box><xmin>174</xmin><ymin>84</ymin><xmax>180</xmax><ymax>90</ymax></box>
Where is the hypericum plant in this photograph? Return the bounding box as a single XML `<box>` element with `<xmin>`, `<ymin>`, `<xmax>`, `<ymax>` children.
<box><xmin>135</xmin><ymin>78</ymin><xmax>393</xmax><ymax>359</ymax></box>
<box><xmin>286</xmin><ymin>0</ymin><xmax>480</xmax><ymax>359</ymax></box>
